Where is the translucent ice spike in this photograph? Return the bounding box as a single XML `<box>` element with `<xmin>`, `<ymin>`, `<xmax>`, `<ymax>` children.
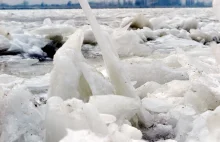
<box><xmin>213</xmin><ymin>0</ymin><xmax>220</xmax><ymax>21</ymax></box>
<box><xmin>78</xmin><ymin>0</ymin><xmax>138</xmax><ymax>99</ymax></box>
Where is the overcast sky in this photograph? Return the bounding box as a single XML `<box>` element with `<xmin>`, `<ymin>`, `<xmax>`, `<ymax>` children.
<box><xmin>1</xmin><ymin>0</ymin><xmax>72</xmax><ymax>5</ymax></box>
<box><xmin>1</xmin><ymin>0</ymin><xmax>129</xmax><ymax>5</ymax></box>
<box><xmin>1</xmin><ymin>0</ymin><xmax>213</xmax><ymax>5</ymax></box>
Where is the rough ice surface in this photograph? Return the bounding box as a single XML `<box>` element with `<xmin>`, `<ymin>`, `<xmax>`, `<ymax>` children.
<box><xmin>142</xmin><ymin>98</ymin><xmax>173</xmax><ymax>113</ymax></box>
<box><xmin>180</xmin><ymin>18</ymin><xmax>198</xmax><ymax>32</ymax></box>
<box><xmin>1</xmin><ymin>6</ymin><xmax>220</xmax><ymax>142</ymax></box>
<box><xmin>0</xmin><ymin>86</ymin><xmax>44</xmax><ymax>142</ymax></box>
<box><xmin>89</xmin><ymin>95</ymin><xmax>140</xmax><ymax>121</ymax></box>
<box><xmin>150</xmin><ymin>16</ymin><xmax>170</xmax><ymax>30</ymax></box>
<box><xmin>31</xmin><ymin>25</ymin><xmax>76</xmax><ymax>37</ymax></box>
<box><xmin>130</xmin><ymin>14</ymin><xmax>153</xmax><ymax>30</ymax></box>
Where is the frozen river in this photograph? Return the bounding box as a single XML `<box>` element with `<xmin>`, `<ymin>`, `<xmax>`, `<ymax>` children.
<box><xmin>1</xmin><ymin>8</ymin><xmax>220</xmax><ymax>142</ymax></box>
<box><xmin>0</xmin><ymin>8</ymin><xmax>218</xmax><ymax>78</ymax></box>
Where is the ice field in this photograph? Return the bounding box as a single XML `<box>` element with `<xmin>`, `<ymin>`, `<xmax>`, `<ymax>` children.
<box><xmin>1</xmin><ymin>1</ymin><xmax>220</xmax><ymax>142</ymax></box>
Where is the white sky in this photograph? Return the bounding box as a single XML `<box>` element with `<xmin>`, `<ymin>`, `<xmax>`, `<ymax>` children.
<box><xmin>2</xmin><ymin>0</ymin><xmax>77</xmax><ymax>5</ymax></box>
<box><xmin>1</xmin><ymin>0</ymin><xmax>213</xmax><ymax>5</ymax></box>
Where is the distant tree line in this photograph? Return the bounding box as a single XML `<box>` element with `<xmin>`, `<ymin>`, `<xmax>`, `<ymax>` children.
<box><xmin>0</xmin><ymin>0</ymin><xmax>212</xmax><ymax>9</ymax></box>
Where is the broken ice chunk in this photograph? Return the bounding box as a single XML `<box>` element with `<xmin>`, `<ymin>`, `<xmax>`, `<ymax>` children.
<box><xmin>142</xmin><ymin>98</ymin><xmax>173</xmax><ymax>113</ymax></box>
<box><xmin>120</xmin><ymin>124</ymin><xmax>143</xmax><ymax>140</ymax></box>
<box><xmin>89</xmin><ymin>95</ymin><xmax>140</xmax><ymax>123</ymax></box>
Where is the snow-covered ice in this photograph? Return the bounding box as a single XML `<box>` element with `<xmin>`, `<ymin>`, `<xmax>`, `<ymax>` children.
<box><xmin>1</xmin><ymin>5</ymin><xmax>220</xmax><ymax>142</ymax></box>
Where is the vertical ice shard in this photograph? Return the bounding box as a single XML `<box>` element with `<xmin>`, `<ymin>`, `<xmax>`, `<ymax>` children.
<box><xmin>78</xmin><ymin>0</ymin><xmax>138</xmax><ymax>99</ymax></box>
<box><xmin>212</xmin><ymin>1</ymin><xmax>220</xmax><ymax>64</ymax></box>
<box><xmin>213</xmin><ymin>0</ymin><xmax>220</xmax><ymax>21</ymax></box>
<box><xmin>49</xmin><ymin>30</ymin><xmax>92</xmax><ymax>101</ymax></box>
<box><xmin>49</xmin><ymin>29</ymin><xmax>114</xmax><ymax>101</ymax></box>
